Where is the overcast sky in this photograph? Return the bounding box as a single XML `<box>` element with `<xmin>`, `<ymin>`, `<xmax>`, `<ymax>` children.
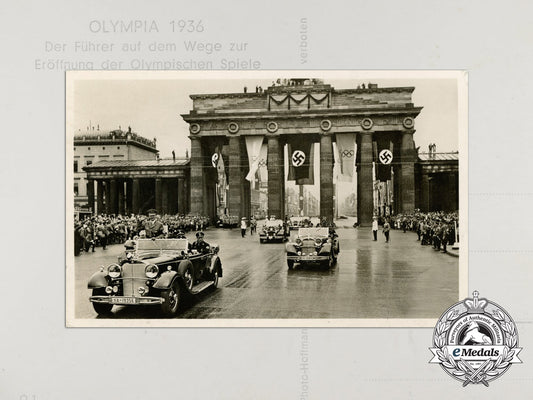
<box><xmin>72</xmin><ymin>74</ymin><xmax>460</xmax><ymax>159</ymax></box>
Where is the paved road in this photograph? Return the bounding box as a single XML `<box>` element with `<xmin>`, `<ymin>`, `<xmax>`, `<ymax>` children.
<box><xmin>74</xmin><ymin>224</ymin><xmax>458</xmax><ymax>319</ymax></box>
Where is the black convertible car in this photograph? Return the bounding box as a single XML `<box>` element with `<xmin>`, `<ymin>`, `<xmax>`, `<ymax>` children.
<box><xmin>88</xmin><ymin>238</ymin><xmax>222</xmax><ymax>316</ymax></box>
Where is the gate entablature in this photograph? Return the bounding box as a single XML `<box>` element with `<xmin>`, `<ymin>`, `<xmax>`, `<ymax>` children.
<box><xmin>182</xmin><ymin>83</ymin><xmax>421</xmax><ymax>137</ymax></box>
<box><xmin>181</xmin><ymin>81</ymin><xmax>423</xmax><ymax>225</ymax></box>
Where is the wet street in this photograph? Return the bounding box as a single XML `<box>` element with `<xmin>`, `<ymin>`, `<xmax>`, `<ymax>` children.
<box><xmin>74</xmin><ymin>222</ymin><xmax>458</xmax><ymax>320</ymax></box>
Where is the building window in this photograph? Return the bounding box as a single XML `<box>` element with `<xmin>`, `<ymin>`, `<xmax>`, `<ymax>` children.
<box><xmin>74</xmin><ymin>160</ymin><xmax>78</xmax><ymax>172</ymax></box>
<box><xmin>117</xmin><ymin>146</ymin><xmax>120</xmax><ymax>149</ymax></box>
<box><xmin>74</xmin><ymin>183</ymin><xmax>79</xmax><ymax>196</ymax></box>
<box><xmin>86</xmin><ymin>160</ymin><xmax>92</xmax><ymax>166</ymax></box>
<box><xmin>88</xmin><ymin>147</ymin><xmax>91</xmax><ymax>150</ymax></box>
<box><xmin>102</xmin><ymin>147</ymin><xmax>106</xmax><ymax>150</ymax></box>
<box><xmin>74</xmin><ymin>147</ymin><xmax>76</xmax><ymax>151</ymax></box>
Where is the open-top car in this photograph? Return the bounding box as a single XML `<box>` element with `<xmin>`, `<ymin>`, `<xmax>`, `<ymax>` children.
<box><xmin>288</xmin><ymin>216</ymin><xmax>313</xmax><ymax>230</ymax></box>
<box><xmin>285</xmin><ymin>227</ymin><xmax>339</xmax><ymax>269</ymax></box>
<box><xmin>88</xmin><ymin>238</ymin><xmax>222</xmax><ymax>316</ymax></box>
<box><xmin>259</xmin><ymin>219</ymin><xmax>287</xmax><ymax>243</ymax></box>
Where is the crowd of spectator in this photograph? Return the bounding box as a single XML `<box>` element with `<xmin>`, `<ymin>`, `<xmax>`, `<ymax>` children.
<box><xmin>390</xmin><ymin>211</ymin><xmax>459</xmax><ymax>252</ymax></box>
<box><xmin>74</xmin><ymin>213</ymin><xmax>210</xmax><ymax>256</ymax></box>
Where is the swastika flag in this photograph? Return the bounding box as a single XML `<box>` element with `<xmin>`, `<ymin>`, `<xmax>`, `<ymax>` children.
<box><xmin>287</xmin><ymin>139</ymin><xmax>314</xmax><ymax>185</ymax></box>
<box><xmin>376</xmin><ymin>138</ymin><xmax>392</xmax><ymax>181</ymax></box>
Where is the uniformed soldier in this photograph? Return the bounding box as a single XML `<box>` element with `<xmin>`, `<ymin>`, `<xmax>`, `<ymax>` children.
<box><xmin>189</xmin><ymin>231</ymin><xmax>211</xmax><ymax>254</ymax></box>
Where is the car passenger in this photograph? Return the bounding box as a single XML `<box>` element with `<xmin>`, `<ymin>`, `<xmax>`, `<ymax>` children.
<box><xmin>189</xmin><ymin>231</ymin><xmax>210</xmax><ymax>254</ymax></box>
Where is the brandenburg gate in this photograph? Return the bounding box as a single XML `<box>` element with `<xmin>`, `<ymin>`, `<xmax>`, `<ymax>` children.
<box><xmin>181</xmin><ymin>79</ymin><xmax>422</xmax><ymax>225</ymax></box>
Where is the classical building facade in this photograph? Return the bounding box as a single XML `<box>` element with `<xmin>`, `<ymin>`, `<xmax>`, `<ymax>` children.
<box><xmin>74</xmin><ymin>128</ymin><xmax>158</xmax><ymax>210</ymax></box>
<box><xmin>181</xmin><ymin>80</ymin><xmax>422</xmax><ymax>225</ymax></box>
<box><xmin>83</xmin><ymin>158</ymin><xmax>190</xmax><ymax>215</ymax></box>
<box><xmin>416</xmin><ymin>152</ymin><xmax>459</xmax><ymax>212</ymax></box>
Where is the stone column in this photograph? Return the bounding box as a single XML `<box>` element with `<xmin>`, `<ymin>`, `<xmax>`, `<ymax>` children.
<box><xmin>357</xmin><ymin>131</ymin><xmax>374</xmax><ymax>225</ymax></box>
<box><xmin>189</xmin><ymin>137</ymin><xmax>204</xmax><ymax>215</ymax></box>
<box><xmin>161</xmin><ymin>179</ymin><xmax>169</xmax><ymax>214</ymax></box>
<box><xmin>108</xmin><ymin>179</ymin><xmax>117</xmax><ymax>215</ymax></box>
<box><xmin>320</xmin><ymin>133</ymin><xmax>334</xmax><ymax>223</ymax></box>
<box><xmin>155</xmin><ymin>178</ymin><xmax>163</xmax><ymax>213</ymax></box>
<box><xmin>421</xmin><ymin>173</ymin><xmax>430</xmax><ymax>212</ymax></box>
<box><xmin>228</xmin><ymin>136</ymin><xmax>242</xmax><ymax>218</ymax></box>
<box><xmin>87</xmin><ymin>179</ymin><xmax>95</xmax><ymax>213</ymax></box>
<box><xmin>184</xmin><ymin>177</ymin><xmax>189</xmax><ymax>214</ymax></box>
<box><xmin>132</xmin><ymin>178</ymin><xmax>140</xmax><ymax>214</ymax></box>
<box><xmin>400</xmin><ymin>131</ymin><xmax>416</xmax><ymax>213</ymax></box>
<box><xmin>267</xmin><ymin>135</ymin><xmax>282</xmax><ymax>219</ymax></box>
<box><xmin>240</xmin><ymin>138</ymin><xmax>251</xmax><ymax>219</ymax></box>
<box><xmin>125</xmin><ymin>179</ymin><xmax>133</xmax><ymax>215</ymax></box>
<box><xmin>104</xmin><ymin>180</ymin><xmax>111</xmax><ymax>214</ymax></box>
<box><xmin>117</xmin><ymin>180</ymin><xmax>125</xmax><ymax>215</ymax></box>
<box><xmin>177</xmin><ymin>178</ymin><xmax>186</xmax><ymax>214</ymax></box>
<box><xmin>97</xmin><ymin>180</ymin><xmax>104</xmax><ymax>215</ymax></box>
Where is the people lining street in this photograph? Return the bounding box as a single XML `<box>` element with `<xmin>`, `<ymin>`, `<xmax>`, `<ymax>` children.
<box><xmin>388</xmin><ymin>211</ymin><xmax>458</xmax><ymax>252</ymax></box>
<box><xmin>74</xmin><ymin>212</ymin><xmax>211</xmax><ymax>255</ymax></box>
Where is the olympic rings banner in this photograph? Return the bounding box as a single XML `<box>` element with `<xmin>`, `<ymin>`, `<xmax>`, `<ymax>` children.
<box><xmin>335</xmin><ymin>133</ymin><xmax>356</xmax><ymax>182</ymax></box>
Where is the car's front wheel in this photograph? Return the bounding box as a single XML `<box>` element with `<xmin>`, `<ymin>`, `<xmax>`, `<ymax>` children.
<box><xmin>92</xmin><ymin>288</ymin><xmax>113</xmax><ymax>315</ymax></box>
<box><xmin>160</xmin><ymin>280</ymin><xmax>181</xmax><ymax>316</ymax></box>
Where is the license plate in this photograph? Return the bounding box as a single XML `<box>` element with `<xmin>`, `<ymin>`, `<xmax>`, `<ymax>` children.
<box><xmin>111</xmin><ymin>297</ymin><xmax>138</xmax><ymax>304</ymax></box>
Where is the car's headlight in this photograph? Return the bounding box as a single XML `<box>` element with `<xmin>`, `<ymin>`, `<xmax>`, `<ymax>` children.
<box><xmin>108</xmin><ymin>264</ymin><xmax>122</xmax><ymax>278</ymax></box>
<box><xmin>145</xmin><ymin>264</ymin><xmax>159</xmax><ymax>278</ymax></box>
<box><xmin>295</xmin><ymin>238</ymin><xmax>303</xmax><ymax>246</ymax></box>
<box><xmin>315</xmin><ymin>238</ymin><xmax>322</xmax><ymax>246</ymax></box>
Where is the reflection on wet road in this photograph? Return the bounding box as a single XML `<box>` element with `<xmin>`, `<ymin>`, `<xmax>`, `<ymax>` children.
<box><xmin>74</xmin><ymin>226</ymin><xmax>458</xmax><ymax>319</ymax></box>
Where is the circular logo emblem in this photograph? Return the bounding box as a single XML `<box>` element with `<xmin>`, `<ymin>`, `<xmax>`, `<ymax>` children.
<box><xmin>378</xmin><ymin>149</ymin><xmax>393</xmax><ymax>165</ymax></box>
<box><xmin>211</xmin><ymin>153</ymin><xmax>219</xmax><ymax>168</ymax></box>
<box><xmin>361</xmin><ymin>118</ymin><xmax>373</xmax><ymax>130</ymax></box>
<box><xmin>266</xmin><ymin>121</ymin><xmax>278</xmax><ymax>133</ymax></box>
<box><xmin>228</xmin><ymin>122</ymin><xmax>239</xmax><ymax>134</ymax></box>
<box><xmin>430</xmin><ymin>291</ymin><xmax>522</xmax><ymax>386</ymax></box>
<box><xmin>291</xmin><ymin>150</ymin><xmax>306</xmax><ymax>167</ymax></box>
<box><xmin>403</xmin><ymin>117</ymin><xmax>415</xmax><ymax>129</ymax></box>
<box><xmin>189</xmin><ymin>123</ymin><xmax>201</xmax><ymax>134</ymax></box>
<box><xmin>320</xmin><ymin>119</ymin><xmax>332</xmax><ymax>132</ymax></box>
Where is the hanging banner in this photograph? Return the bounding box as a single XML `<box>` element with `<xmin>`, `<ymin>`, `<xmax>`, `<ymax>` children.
<box><xmin>376</xmin><ymin>138</ymin><xmax>392</xmax><ymax>181</ymax></box>
<box><xmin>287</xmin><ymin>139</ymin><xmax>314</xmax><ymax>185</ymax></box>
<box><xmin>336</xmin><ymin>133</ymin><xmax>356</xmax><ymax>182</ymax></box>
<box><xmin>245</xmin><ymin>136</ymin><xmax>264</xmax><ymax>181</ymax></box>
<box><xmin>214</xmin><ymin>146</ymin><xmax>226</xmax><ymax>207</ymax></box>
<box><xmin>257</xmin><ymin>143</ymin><xmax>268</xmax><ymax>183</ymax></box>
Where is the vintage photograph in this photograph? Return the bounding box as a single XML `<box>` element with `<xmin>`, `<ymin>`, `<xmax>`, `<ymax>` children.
<box><xmin>66</xmin><ymin>71</ymin><xmax>467</xmax><ymax>327</ymax></box>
